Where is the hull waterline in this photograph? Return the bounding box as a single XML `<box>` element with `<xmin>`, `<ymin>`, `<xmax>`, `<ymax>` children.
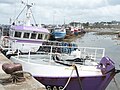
<box><xmin>35</xmin><ymin>71</ymin><xmax>115</xmax><ymax>90</ymax></box>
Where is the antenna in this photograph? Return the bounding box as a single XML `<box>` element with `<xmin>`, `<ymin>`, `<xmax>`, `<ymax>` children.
<box><xmin>21</xmin><ymin>0</ymin><xmax>32</xmax><ymax>26</ymax></box>
<box><xmin>12</xmin><ymin>0</ymin><xmax>36</xmax><ymax>26</ymax></box>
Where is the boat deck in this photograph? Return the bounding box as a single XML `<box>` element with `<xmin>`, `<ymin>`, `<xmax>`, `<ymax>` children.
<box><xmin>10</xmin><ymin>53</ymin><xmax>103</xmax><ymax>77</ymax></box>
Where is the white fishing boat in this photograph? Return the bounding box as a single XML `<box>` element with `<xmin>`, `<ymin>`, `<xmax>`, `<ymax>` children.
<box><xmin>9</xmin><ymin>44</ymin><xmax>117</xmax><ymax>90</ymax></box>
<box><xmin>0</xmin><ymin>1</ymin><xmax>50</xmax><ymax>54</ymax></box>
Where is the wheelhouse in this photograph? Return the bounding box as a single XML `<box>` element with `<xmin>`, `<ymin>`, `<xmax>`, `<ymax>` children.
<box><xmin>9</xmin><ymin>26</ymin><xmax>50</xmax><ymax>41</ymax></box>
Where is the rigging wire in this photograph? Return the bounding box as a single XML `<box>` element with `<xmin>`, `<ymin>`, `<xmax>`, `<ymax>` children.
<box><xmin>13</xmin><ymin>5</ymin><xmax>27</xmax><ymax>23</ymax></box>
<box><xmin>30</xmin><ymin>8</ymin><xmax>37</xmax><ymax>25</ymax></box>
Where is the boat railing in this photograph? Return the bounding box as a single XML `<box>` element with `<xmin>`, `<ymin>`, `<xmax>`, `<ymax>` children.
<box><xmin>77</xmin><ymin>47</ymin><xmax>105</xmax><ymax>61</ymax></box>
<box><xmin>17</xmin><ymin>45</ymin><xmax>105</xmax><ymax>63</ymax></box>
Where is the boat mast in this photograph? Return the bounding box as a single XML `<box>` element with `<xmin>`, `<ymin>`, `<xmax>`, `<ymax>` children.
<box><xmin>12</xmin><ymin>0</ymin><xmax>33</xmax><ymax>26</ymax></box>
<box><xmin>25</xmin><ymin>4</ymin><xmax>32</xmax><ymax>26</ymax></box>
<box><xmin>22</xmin><ymin>0</ymin><xmax>33</xmax><ymax>26</ymax></box>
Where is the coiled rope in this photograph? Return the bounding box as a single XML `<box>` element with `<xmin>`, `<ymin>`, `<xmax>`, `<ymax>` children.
<box><xmin>0</xmin><ymin>71</ymin><xmax>32</xmax><ymax>84</ymax></box>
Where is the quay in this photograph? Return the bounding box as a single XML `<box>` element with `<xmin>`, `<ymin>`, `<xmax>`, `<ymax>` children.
<box><xmin>0</xmin><ymin>52</ymin><xmax>46</xmax><ymax>90</ymax></box>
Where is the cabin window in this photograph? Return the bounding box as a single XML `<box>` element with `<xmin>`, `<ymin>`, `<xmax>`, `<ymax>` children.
<box><xmin>38</xmin><ymin>34</ymin><xmax>43</xmax><ymax>39</ymax></box>
<box><xmin>14</xmin><ymin>31</ymin><xmax>21</xmax><ymax>38</ymax></box>
<box><xmin>31</xmin><ymin>33</ymin><xmax>36</xmax><ymax>39</ymax></box>
<box><xmin>23</xmin><ymin>32</ymin><xmax>30</xmax><ymax>38</ymax></box>
<box><xmin>44</xmin><ymin>34</ymin><xmax>48</xmax><ymax>40</ymax></box>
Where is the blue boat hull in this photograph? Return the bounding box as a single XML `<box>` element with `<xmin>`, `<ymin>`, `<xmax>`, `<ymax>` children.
<box><xmin>52</xmin><ymin>32</ymin><xmax>66</xmax><ymax>40</ymax></box>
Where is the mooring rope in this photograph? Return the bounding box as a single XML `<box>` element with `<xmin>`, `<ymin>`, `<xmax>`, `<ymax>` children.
<box><xmin>53</xmin><ymin>55</ymin><xmax>83</xmax><ymax>90</ymax></box>
<box><xmin>62</xmin><ymin>65</ymin><xmax>83</xmax><ymax>90</ymax></box>
<box><xmin>0</xmin><ymin>71</ymin><xmax>32</xmax><ymax>84</ymax></box>
<box><xmin>62</xmin><ymin>65</ymin><xmax>74</xmax><ymax>90</ymax></box>
<box><xmin>74</xmin><ymin>65</ymin><xmax>83</xmax><ymax>90</ymax></box>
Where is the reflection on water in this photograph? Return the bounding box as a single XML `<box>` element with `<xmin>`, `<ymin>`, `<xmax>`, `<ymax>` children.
<box><xmin>74</xmin><ymin>32</ymin><xmax>120</xmax><ymax>90</ymax></box>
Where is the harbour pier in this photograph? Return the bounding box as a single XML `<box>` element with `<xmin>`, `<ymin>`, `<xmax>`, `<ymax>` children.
<box><xmin>0</xmin><ymin>52</ymin><xmax>46</xmax><ymax>90</ymax></box>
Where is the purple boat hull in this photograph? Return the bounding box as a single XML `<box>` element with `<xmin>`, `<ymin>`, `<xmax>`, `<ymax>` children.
<box><xmin>34</xmin><ymin>57</ymin><xmax>116</xmax><ymax>90</ymax></box>
<box><xmin>35</xmin><ymin>72</ymin><xmax>115</xmax><ymax>90</ymax></box>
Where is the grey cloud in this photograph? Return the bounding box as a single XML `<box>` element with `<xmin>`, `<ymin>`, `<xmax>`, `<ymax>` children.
<box><xmin>35</xmin><ymin>0</ymin><xmax>106</xmax><ymax>10</ymax></box>
<box><xmin>0</xmin><ymin>0</ymin><xmax>15</xmax><ymax>4</ymax></box>
<box><xmin>108</xmin><ymin>0</ymin><xmax>120</xmax><ymax>5</ymax></box>
<box><xmin>0</xmin><ymin>0</ymin><xmax>120</xmax><ymax>24</ymax></box>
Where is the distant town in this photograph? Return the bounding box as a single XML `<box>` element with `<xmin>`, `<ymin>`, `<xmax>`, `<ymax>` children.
<box><xmin>1</xmin><ymin>20</ymin><xmax>120</xmax><ymax>30</ymax></box>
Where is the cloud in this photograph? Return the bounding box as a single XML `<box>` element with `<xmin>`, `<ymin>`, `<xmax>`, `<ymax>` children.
<box><xmin>35</xmin><ymin>0</ymin><xmax>107</xmax><ymax>9</ymax></box>
<box><xmin>108</xmin><ymin>0</ymin><xmax>120</xmax><ymax>5</ymax></box>
<box><xmin>0</xmin><ymin>0</ymin><xmax>16</xmax><ymax>5</ymax></box>
<box><xmin>0</xmin><ymin>0</ymin><xmax>120</xmax><ymax>24</ymax></box>
<box><xmin>79</xmin><ymin>4</ymin><xmax>120</xmax><ymax>22</ymax></box>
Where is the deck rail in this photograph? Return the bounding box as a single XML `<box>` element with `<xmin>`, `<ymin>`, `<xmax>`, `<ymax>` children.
<box><xmin>17</xmin><ymin>45</ymin><xmax>105</xmax><ymax>63</ymax></box>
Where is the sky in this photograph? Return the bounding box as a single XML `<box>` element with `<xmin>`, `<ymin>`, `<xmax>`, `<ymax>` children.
<box><xmin>0</xmin><ymin>0</ymin><xmax>120</xmax><ymax>25</ymax></box>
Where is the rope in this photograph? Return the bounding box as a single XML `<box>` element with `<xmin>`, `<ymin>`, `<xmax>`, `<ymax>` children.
<box><xmin>53</xmin><ymin>56</ymin><xmax>83</xmax><ymax>90</ymax></box>
<box><xmin>74</xmin><ymin>65</ymin><xmax>83</xmax><ymax>90</ymax></box>
<box><xmin>61</xmin><ymin>66</ymin><xmax>74</xmax><ymax>90</ymax></box>
<box><xmin>0</xmin><ymin>71</ymin><xmax>32</xmax><ymax>84</ymax></box>
<box><xmin>62</xmin><ymin>65</ymin><xmax>83</xmax><ymax>90</ymax></box>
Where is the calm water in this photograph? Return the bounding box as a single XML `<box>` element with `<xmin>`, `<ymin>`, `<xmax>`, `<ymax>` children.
<box><xmin>74</xmin><ymin>32</ymin><xmax>120</xmax><ymax>90</ymax></box>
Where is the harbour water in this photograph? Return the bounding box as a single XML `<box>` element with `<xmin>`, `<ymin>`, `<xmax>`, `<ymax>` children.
<box><xmin>74</xmin><ymin>31</ymin><xmax>120</xmax><ymax>90</ymax></box>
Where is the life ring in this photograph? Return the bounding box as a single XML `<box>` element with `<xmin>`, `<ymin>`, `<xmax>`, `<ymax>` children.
<box><xmin>2</xmin><ymin>36</ymin><xmax>9</xmax><ymax>47</ymax></box>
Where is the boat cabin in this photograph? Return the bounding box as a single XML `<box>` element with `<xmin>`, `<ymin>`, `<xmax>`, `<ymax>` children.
<box><xmin>0</xmin><ymin>25</ymin><xmax>50</xmax><ymax>53</ymax></box>
<box><xmin>10</xmin><ymin>25</ymin><xmax>50</xmax><ymax>42</ymax></box>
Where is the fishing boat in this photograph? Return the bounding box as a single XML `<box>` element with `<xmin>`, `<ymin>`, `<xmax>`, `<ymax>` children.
<box><xmin>3</xmin><ymin>6</ymin><xmax>118</xmax><ymax>88</ymax></box>
<box><xmin>4</xmin><ymin>19</ymin><xmax>118</xmax><ymax>89</ymax></box>
<box><xmin>1</xmin><ymin>1</ymin><xmax>118</xmax><ymax>90</ymax></box>
<box><xmin>69</xmin><ymin>22</ymin><xmax>85</xmax><ymax>35</ymax></box>
<box><xmin>9</xmin><ymin>44</ymin><xmax>117</xmax><ymax>90</ymax></box>
<box><xmin>0</xmin><ymin>1</ymin><xmax>50</xmax><ymax>53</ymax></box>
<box><xmin>51</xmin><ymin>26</ymin><xmax>66</xmax><ymax>40</ymax></box>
